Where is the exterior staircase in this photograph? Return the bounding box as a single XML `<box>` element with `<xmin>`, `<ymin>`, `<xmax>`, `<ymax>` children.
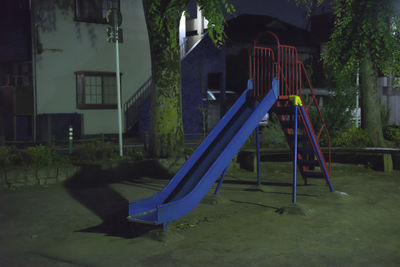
<box><xmin>124</xmin><ymin>34</ymin><xmax>206</xmax><ymax>133</ymax></box>
<box><xmin>124</xmin><ymin>77</ymin><xmax>152</xmax><ymax>132</ymax></box>
<box><xmin>253</xmin><ymin>31</ymin><xmax>332</xmax><ymax>186</ymax></box>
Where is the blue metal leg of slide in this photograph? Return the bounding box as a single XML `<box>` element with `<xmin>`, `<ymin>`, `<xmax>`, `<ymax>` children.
<box><xmin>256</xmin><ymin>126</ymin><xmax>261</xmax><ymax>186</ymax></box>
<box><xmin>215</xmin><ymin>167</ymin><xmax>228</xmax><ymax>195</ymax></box>
<box><xmin>299</xmin><ymin>106</ymin><xmax>334</xmax><ymax>192</ymax></box>
<box><xmin>293</xmin><ymin>105</ymin><xmax>298</xmax><ymax>203</ymax></box>
<box><xmin>163</xmin><ymin>221</ymin><xmax>171</xmax><ymax>231</ymax></box>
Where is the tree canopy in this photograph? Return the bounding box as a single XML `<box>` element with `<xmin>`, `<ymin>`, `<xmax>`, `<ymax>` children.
<box><xmin>147</xmin><ymin>0</ymin><xmax>236</xmax><ymax>48</ymax></box>
<box><xmin>323</xmin><ymin>0</ymin><xmax>400</xmax><ymax>83</ymax></box>
<box><xmin>322</xmin><ymin>0</ymin><xmax>400</xmax><ymax>146</ymax></box>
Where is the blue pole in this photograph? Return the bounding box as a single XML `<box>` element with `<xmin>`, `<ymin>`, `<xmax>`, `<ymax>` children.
<box><xmin>299</xmin><ymin>106</ymin><xmax>334</xmax><ymax>192</ymax></box>
<box><xmin>215</xmin><ymin>167</ymin><xmax>228</xmax><ymax>195</ymax></box>
<box><xmin>256</xmin><ymin>126</ymin><xmax>261</xmax><ymax>186</ymax></box>
<box><xmin>163</xmin><ymin>221</ymin><xmax>171</xmax><ymax>231</ymax></box>
<box><xmin>293</xmin><ymin>105</ymin><xmax>298</xmax><ymax>203</ymax></box>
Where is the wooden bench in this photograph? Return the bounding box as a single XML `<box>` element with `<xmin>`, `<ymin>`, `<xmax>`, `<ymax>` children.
<box><xmin>237</xmin><ymin>147</ymin><xmax>400</xmax><ymax>173</ymax></box>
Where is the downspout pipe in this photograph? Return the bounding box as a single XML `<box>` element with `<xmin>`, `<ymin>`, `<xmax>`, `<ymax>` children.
<box><xmin>30</xmin><ymin>0</ymin><xmax>38</xmax><ymax>143</ymax></box>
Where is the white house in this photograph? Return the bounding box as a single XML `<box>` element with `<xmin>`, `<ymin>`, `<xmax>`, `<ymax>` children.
<box><xmin>31</xmin><ymin>0</ymin><xmax>151</xmax><ymax>140</ymax></box>
<box><xmin>379</xmin><ymin>77</ymin><xmax>400</xmax><ymax>125</ymax></box>
<box><xmin>28</xmin><ymin>0</ymin><xmax>212</xmax><ymax>142</ymax></box>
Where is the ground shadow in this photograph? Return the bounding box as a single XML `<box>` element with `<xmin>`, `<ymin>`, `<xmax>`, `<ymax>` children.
<box><xmin>78</xmin><ymin>206</ymin><xmax>158</xmax><ymax>239</ymax></box>
<box><xmin>221</xmin><ymin>179</ymin><xmax>294</xmax><ymax>187</ymax></box>
<box><xmin>230</xmin><ymin>200</ymin><xmax>278</xmax><ymax>210</ymax></box>
<box><xmin>63</xmin><ymin>160</ymin><xmax>172</xmax><ymax>238</ymax></box>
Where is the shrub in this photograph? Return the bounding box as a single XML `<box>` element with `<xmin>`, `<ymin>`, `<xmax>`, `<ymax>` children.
<box><xmin>52</xmin><ymin>151</ymin><xmax>71</xmax><ymax>166</ymax></box>
<box><xmin>124</xmin><ymin>147</ymin><xmax>145</xmax><ymax>161</ymax></box>
<box><xmin>332</xmin><ymin>127</ymin><xmax>372</xmax><ymax>148</ymax></box>
<box><xmin>21</xmin><ymin>145</ymin><xmax>54</xmax><ymax>168</ymax></box>
<box><xmin>0</xmin><ymin>146</ymin><xmax>17</xmax><ymax>169</ymax></box>
<box><xmin>380</xmin><ymin>105</ymin><xmax>392</xmax><ymax>128</ymax></box>
<box><xmin>244</xmin><ymin>114</ymin><xmax>288</xmax><ymax>149</ymax></box>
<box><xmin>303</xmin><ymin>87</ymin><xmax>358</xmax><ymax>140</ymax></box>
<box><xmin>182</xmin><ymin>147</ymin><xmax>195</xmax><ymax>160</ymax></box>
<box><xmin>383</xmin><ymin>125</ymin><xmax>400</xmax><ymax>147</ymax></box>
<box><xmin>74</xmin><ymin>140</ymin><xmax>116</xmax><ymax>162</ymax></box>
<box><xmin>259</xmin><ymin>115</ymin><xmax>289</xmax><ymax>148</ymax></box>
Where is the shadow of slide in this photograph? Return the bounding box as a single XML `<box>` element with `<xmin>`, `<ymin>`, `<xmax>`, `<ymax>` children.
<box><xmin>63</xmin><ymin>160</ymin><xmax>172</xmax><ymax>238</ymax></box>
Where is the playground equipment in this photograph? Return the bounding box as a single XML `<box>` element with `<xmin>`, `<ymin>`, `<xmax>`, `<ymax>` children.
<box><xmin>252</xmin><ymin>31</ymin><xmax>334</xmax><ymax>199</ymax></box>
<box><xmin>128</xmin><ymin>32</ymin><xmax>334</xmax><ymax>229</ymax></box>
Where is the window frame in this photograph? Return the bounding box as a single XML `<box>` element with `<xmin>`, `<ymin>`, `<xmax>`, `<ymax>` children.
<box><xmin>75</xmin><ymin>71</ymin><xmax>122</xmax><ymax>110</ymax></box>
<box><xmin>74</xmin><ymin>0</ymin><xmax>120</xmax><ymax>24</ymax></box>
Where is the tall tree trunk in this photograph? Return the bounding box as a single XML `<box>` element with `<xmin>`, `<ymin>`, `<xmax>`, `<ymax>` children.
<box><xmin>360</xmin><ymin>55</ymin><xmax>385</xmax><ymax>147</ymax></box>
<box><xmin>143</xmin><ymin>0</ymin><xmax>184</xmax><ymax>157</ymax></box>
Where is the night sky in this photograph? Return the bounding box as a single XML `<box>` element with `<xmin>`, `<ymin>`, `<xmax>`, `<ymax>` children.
<box><xmin>228</xmin><ymin>0</ymin><xmax>332</xmax><ymax>30</ymax></box>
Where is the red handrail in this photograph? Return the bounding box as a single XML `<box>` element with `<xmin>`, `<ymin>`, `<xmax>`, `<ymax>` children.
<box><xmin>252</xmin><ymin>31</ymin><xmax>331</xmax><ymax>177</ymax></box>
<box><xmin>297</xmin><ymin>62</ymin><xmax>331</xmax><ymax>176</ymax></box>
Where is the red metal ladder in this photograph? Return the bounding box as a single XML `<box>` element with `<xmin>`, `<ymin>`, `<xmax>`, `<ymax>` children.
<box><xmin>252</xmin><ymin>31</ymin><xmax>333</xmax><ymax>189</ymax></box>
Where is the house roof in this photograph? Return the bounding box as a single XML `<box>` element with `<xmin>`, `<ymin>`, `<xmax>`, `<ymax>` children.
<box><xmin>225</xmin><ymin>14</ymin><xmax>316</xmax><ymax>48</ymax></box>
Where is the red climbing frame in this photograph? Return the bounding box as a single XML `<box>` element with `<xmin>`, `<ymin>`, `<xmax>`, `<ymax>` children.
<box><xmin>252</xmin><ymin>31</ymin><xmax>332</xmax><ymax>177</ymax></box>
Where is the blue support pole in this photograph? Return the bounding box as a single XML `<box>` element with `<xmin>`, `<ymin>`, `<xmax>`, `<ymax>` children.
<box><xmin>163</xmin><ymin>221</ymin><xmax>171</xmax><ymax>231</ymax></box>
<box><xmin>293</xmin><ymin>105</ymin><xmax>298</xmax><ymax>203</ymax></box>
<box><xmin>214</xmin><ymin>167</ymin><xmax>228</xmax><ymax>195</ymax></box>
<box><xmin>299</xmin><ymin>106</ymin><xmax>335</xmax><ymax>192</ymax></box>
<box><xmin>256</xmin><ymin>126</ymin><xmax>261</xmax><ymax>186</ymax></box>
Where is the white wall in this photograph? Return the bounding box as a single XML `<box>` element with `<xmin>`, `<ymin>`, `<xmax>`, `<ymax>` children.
<box><xmin>379</xmin><ymin>77</ymin><xmax>400</xmax><ymax>125</ymax></box>
<box><xmin>34</xmin><ymin>0</ymin><xmax>151</xmax><ymax>135</ymax></box>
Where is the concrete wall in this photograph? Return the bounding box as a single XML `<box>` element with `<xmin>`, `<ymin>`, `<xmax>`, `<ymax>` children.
<box><xmin>34</xmin><ymin>0</ymin><xmax>151</xmax><ymax>135</ymax></box>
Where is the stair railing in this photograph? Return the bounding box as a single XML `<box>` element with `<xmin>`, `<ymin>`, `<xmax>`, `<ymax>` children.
<box><xmin>297</xmin><ymin>61</ymin><xmax>331</xmax><ymax>176</ymax></box>
<box><xmin>124</xmin><ymin>32</ymin><xmax>209</xmax><ymax>132</ymax></box>
<box><xmin>124</xmin><ymin>77</ymin><xmax>152</xmax><ymax>131</ymax></box>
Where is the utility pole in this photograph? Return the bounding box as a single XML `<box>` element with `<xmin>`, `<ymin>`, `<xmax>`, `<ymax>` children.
<box><xmin>356</xmin><ymin>69</ymin><xmax>360</xmax><ymax>128</ymax></box>
<box><xmin>107</xmin><ymin>2</ymin><xmax>123</xmax><ymax>156</ymax></box>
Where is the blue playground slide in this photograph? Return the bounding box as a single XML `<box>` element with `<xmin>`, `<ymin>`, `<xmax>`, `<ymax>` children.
<box><xmin>128</xmin><ymin>78</ymin><xmax>279</xmax><ymax>228</ymax></box>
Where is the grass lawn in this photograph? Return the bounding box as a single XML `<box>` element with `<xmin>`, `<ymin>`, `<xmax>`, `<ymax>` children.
<box><xmin>0</xmin><ymin>161</ymin><xmax>399</xmax><ymax>266</ymax></box>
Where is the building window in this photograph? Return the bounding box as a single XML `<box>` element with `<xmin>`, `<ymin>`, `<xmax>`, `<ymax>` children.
<box><xmin>75</xmin><ymin>0</ymin><xmax>119</xmax><ymax>24</ymax></box>
<box><xmin>75</xmin><ymin>71</ymin><xmax>121</xmax><ymax>109</ymax></box>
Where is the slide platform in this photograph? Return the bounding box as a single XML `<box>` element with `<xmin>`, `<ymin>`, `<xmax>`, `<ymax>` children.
<box><xmin>128</xmin><ymin>78</ymin><xmax>279</xmax><ymax>227</ymax></box>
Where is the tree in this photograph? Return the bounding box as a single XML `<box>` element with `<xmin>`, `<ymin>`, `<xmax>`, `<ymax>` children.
<box><xmin>143</xmin><ymin>0</ymin><xmax>235</xmax><ymax>157</ymax></box>
<box><xmin>32</xmin><ymin>0</ymin><xmax>319</xmax><ymax>157</ymax></box>
<box><xmin>322</xmin><ymin>0</ymin><xmax>400</xmax><ymax>146</ymax></box>
<box><xmin>144</xmin><ymin>0</ymin><xmax>326</xmax><ymax>157</ymax></box>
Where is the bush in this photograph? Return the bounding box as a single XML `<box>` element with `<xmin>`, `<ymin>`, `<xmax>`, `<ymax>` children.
<box><xmin>182</xmin><ymin>147</ymin><xmax>195</xmax><ymax>159</ymax></box>
<box><xmin>332</xmin><ymin>127</ymin><xmax>372</xmax><ymax>148</ymax></box>
<box><xmin>383</xmin><ymin>125</ymin><xmax>400</xmax><ymax>147</ymax></box>
<box><xmin>0</xmin><ymin>146</ymin><xmax>17</xmax><ymax>169</ymax></box>
<box><xmin>259</xmin><ymin>115</ymin><xmax>289</xmax><ymax>148</ymax></box>
<box><xmin>303</xmin><ymin>87</ymin><xmax>358</xmax><ymax>140</ymax></box>
<box><xmin>380</xmin><ymin>105</ymin><xmax>391</xmax><ymax>128</ymax></box>
<box><xmin>124</xmin><ymin>147</ymin><xmax>145</xmax><ymax>161</ymax></box>
<box><xmin>244</xmin><ymin>114</ymin><xmax>288</xmax><ymax>149</ymax></box>
<box><xmin>74</xmin><ymin>140</ymin><xmax>116</xmax><ymax>162</ymax></box>
<box><xmin>52</xmin><ymin>151</ymin><xmax>71</xmax><ymax>166</ymax></box>
<box><xmin>20</xmin><ymin>145</ymin><xmax>54</xmax><ymax>168</ymax></box>
<box><xmin>0</xmin><ymin>145</ymin><xmax>71</xmax><ymax>169</ymax></box>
